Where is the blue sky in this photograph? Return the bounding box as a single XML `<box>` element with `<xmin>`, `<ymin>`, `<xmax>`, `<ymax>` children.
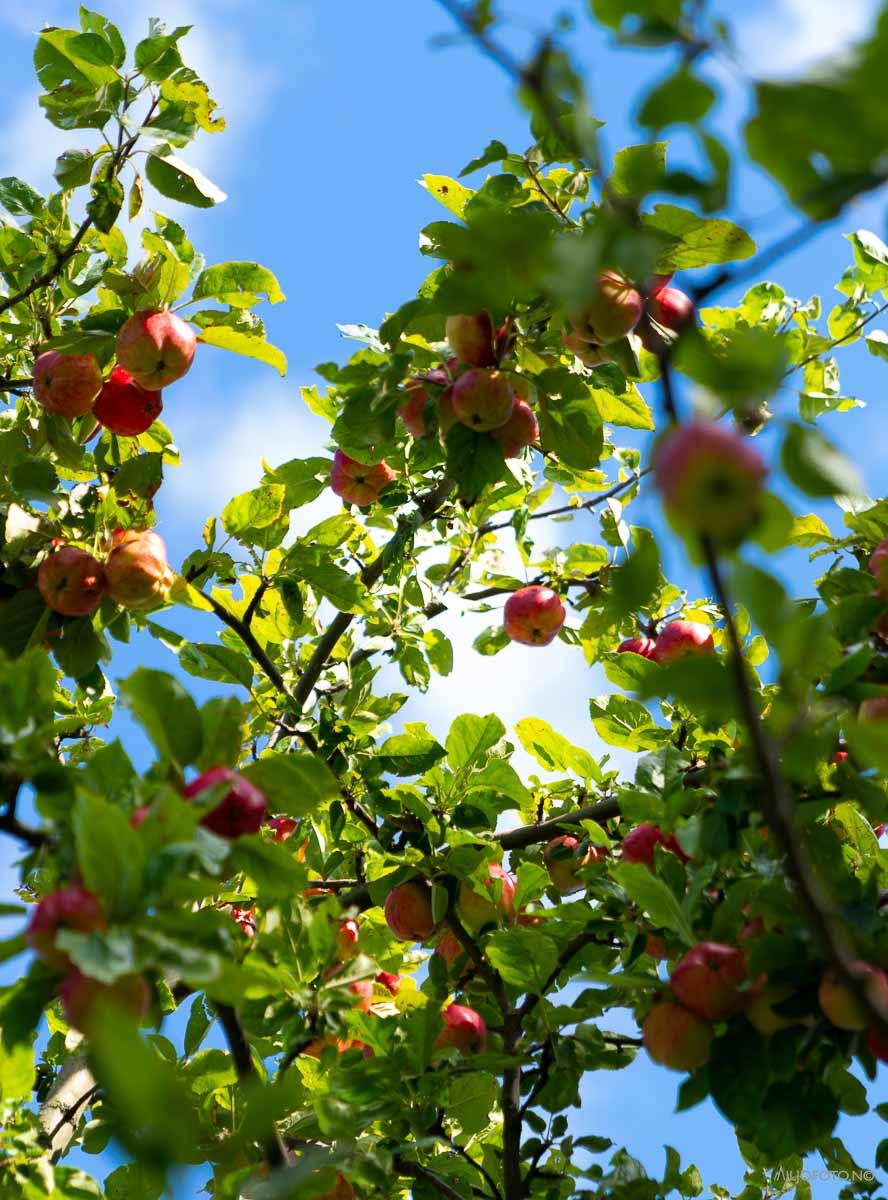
<box><xmin>1</xmin><ymin>0</ymin><xmax>886</xmax><ymax>1194</ymax></box>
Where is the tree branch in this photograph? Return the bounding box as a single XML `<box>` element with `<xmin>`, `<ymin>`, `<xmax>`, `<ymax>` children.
<box><xmin>397</xmin><ymin>1159</ymin><xmax>470</xmax><ymax>1200</ymax></box>
<box><xmin>38</xmin><ymin>1055</ymin><xmax>97</xmax><ymax>1164</ymax></box>
<box><xmin>496</xmin><ymin>797</ymin><xmax>620</xmax><ymax>850</ymax></box>
<box><xmin>479</xmin><ymin>470</ymin><xmax>644</xmax><ymax>534</ymax></box>
<box><xmin>215</xmin><ymin>1003</ymin><xmax>287</xmax><ymax>1169</ymax></box>
<box><xmin>518</xmin><ymin>930</ymin><xmax>616</xmax><ymax>1020</ymax></box>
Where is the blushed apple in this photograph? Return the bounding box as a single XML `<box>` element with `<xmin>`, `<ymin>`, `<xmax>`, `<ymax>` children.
<box><xmin>670</xmin><ymin>942</ymin><xmax>748</xmax><ymax>1021</ymax></box>
<box><xmin>457</xmin><ymin>862</ymin><xmax>516</xmax><ymax>931</ymax></box>
<box><xmin>33</xmin><ymin>350</ymin><xmax>102</xmax><ymax>418</ymax></box>
<box><xmin>492</xmin><ymin>397</ymin><xmax>539</xmax><ymax>457</ymax></box>
<box><xmin>330</xmin><ymin>449</ymin><xmax>396</xmax><ymax>506</ymax></box>
<box><xmin>37</xmin><ymin>546</ymin><xmax>106</xmax><ymax>617</ymax></box>
<box><xmin>617</xmin><ymin>636</ymin><xmax>657</xmax><ymax>659</ymax></box>
<box><xmin>105</xmin><ymin>529</ymin><xmax>174</xmax><ymax>611</ymax></box>
<box><xmin>503</xmin><ymin>585</ymin><xmax>565</xmax><ymax>647</ymax></box>
<box><xmin>116</xmin><ymin>308</ymin><xmax>197</xmax><ymax>389</ymax></box>
<box><xmin>643</xmin><ymin>1000</ymin><xmax>713</xmax><ymax>1071</ymax></box>
<box><xmin>818</xmin><ymin>963</ymin><xmax>888</xmax><ymax>1031</ymax></box>
<box><xmin>337</xmin><ymin>919</ymin><xmax>360</xmax><ymax>960</ymax></box>
<box><xmin>433</xmin><ymin>929</ymin><xmax>471</xmax><ymax>979</ymax></box>
<box><xmin>621</xmin><ymin>822</ymin><xmax>689</xmax><ymax>871</ymax></box>
<box><xmin>26</xmin><ymin>886</ymin><xmax>107</xmax><ymax>969</ymax></box>
<box><xmin>434</xmin><ymin>1003</ymin><xmax>487</xmax><ymax>1053</ymax></box>
<box><xmin>653</xmin><ymin>620</ymin><xmax>715</xmax><ymax>665</ymax></box>
<box><xmin>859</xmin><ymin>697</ymin><xmax>888</xmax><ymax>724</ymax></box>
<box><xmin>569</xmin><ymin>271</ymin><xmax>644</xmax><ymax>345</ymax></box>
<box><xmin>866</xmin><ymin>1023</ymin><xmax>888</xmax><ymax>1064</ymax></box>
<box><xmin>376</xmin><ymin>970</ymin><xmax>402</xmax><ymax>996</ymax></box>
<box><xmin>746</xmin><ymin>984</ymin><xmax>801</xmax><ymax>1036</ymax></box>
<box><xmin>451</xmin><ymin>367</ymin><xmax>514</xmax><ymax>432</ymax></box>
<box><xmin>384</xmin><ymin>880</ymin><xmax>439</xmax><ymax>942</ymax></box>
<box><xmin>268</xmin><ymin>815</ymin><xmax>298</xmax><ymax>842</ymax></box>
<box><xmin>60</xmin><ymin>968</ymin><xmax>151</xmax><ymax>1033</ymax></box>
<box><xmin>446</xmin><ymin>312</ymin><xmax>496</xmax><ymax>367</ymax></box>
<box><xmin>93</xmin><ymin>365</ymin><xmax>163</xmax><ymax>436</ymax></box>
<box><xmin>869</xmin><ymin>536</ymin><xmax>888</xmax><ymax>597</ymax></box>
<box><xmin>648</xmin><ymin>286</ymin><xmax>695</xmax><ymax>334</ymax></box>
<box><xmin>544</xmin><ymin>834</ymin><xmax>606</xmax><ymax>895</ymax></box>
<box><xmin>184</xmin><ymin>766</ymin><xmax>268</xmax><ymax>838</ymax></box>
<box><xmin>561</xmin><ymin>328</ymin><xmax>611</xmax><ymax>366</ymax></box>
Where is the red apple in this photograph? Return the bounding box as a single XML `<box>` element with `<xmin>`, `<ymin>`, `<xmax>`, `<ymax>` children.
<box><xmin>644</xmin><ymin>935</ymin><xmax>674</xmax><ymax>961</ymax></box>
<box><xmin>130</xmin><ymin>805</ymin><xmax>152</xmax><ymax>828</ymax></box>
<box><xmin>434</xmin><ymin>930</ymin><xmax>471</xmax><ymax>979</ymax></box>
<box><xmin>492</xmin><ymin>397</ymin><xmax>539</xmax><ymax>457</ymax></box>
<box><xmin>60</xmin><ymin>968</ymin><xmax>151</xmax><ymax>1033</ymax></box>
<box><xmin>384</xmin><ymin>880</ymin><xmax>439</xmax><ymax>942</ymax></box>
<box><xmin>184</xmin><ymin>767</ymin><xmax>268</xmax><ymax>838</ymax></box>
<box><xmin>26</xmin><ymin>886</ymin><xmax>107</xmax><ymax>969</ymax></box>
<box><xmin>435</xmin><ymin>1003</ymin><xmax>487</xmax><ymax>1053</ymax></box>
<box><xmin>617</xmin><ymin>636</ymin><xmax>657</xmax><ymax>659</ymax></box>
<box><xmin>268</xmin><ymin>815</ymin><xmax>298</xmax><ymax>843</ymax></box>
<box><xmin>866</xmin><ymin>1023</ymin><xmax>888</xmax><ymax>1064</ymax></box>
<box><xmin>105</xmin><ymin>529</ymin><xmax>174</xmax><ymax>611</ymax></box>
<box><xmin>544</xmin><ymin>834</ymin><xmax>606</xmax><ymax>895</ymax></box>
<box><xmin>621</xmin><ymin>822</ymin><xmax>689</xmax><ymax>870</ymax></box>
<box><xmin>648</xmin><ymin>287</ymin><xmax>695</xmax><ymax>335</ymax></box>
<box><xmin>446</xmin><ymin>313</ymin><xmax>496</xmax><ymax>367</ymax></box>
<box><xmin>33</xmin><ymin>351</ymin><xmax>102</xmax><ymax>418</ymax></box>
<box><xmin>451</xmin><ymin>368</ymin><xmax>514</xmax><ymax>432</ymax></box>
<box><xmin>376</xmin><ymin>970</ymin><xmax>402</xmax><ymax>996</ymax></box>
<box><xmin>503</xmin><ymin>585</ymin><xmax>565</xmax><ymax>647</ymax></box>
<box><xmin>869</xmin><ymin>536</ymin><xmax>888</xmax><ymax>597</ymax></box>
<box><xmin>653</xmin><ymin>620</ymin><xmax>715</xmax><ymax>665</ymax></box>
<box><xmin>230</xmin><ymin>906</ymin><xmax>257</xmax><ymax>937</ymax></box>
<box><xmin>116</xmin><ymin>308</ymin><xmax>197</xmax><ymax>389</ymax></box>
<box><xmin>670</xmin><ymin>942</ymin><xmax>748</xmax><ymax>1021</ymax></box>
<box><xmin>457</xmin><ymin>862</ymin><xmax>516</xmax><ymax>931</ymax></box>
<box><xmin>398</xmin><ymin>378</ymin><xmax>434</xmax><ymax>438</ymax></box>
<box><xmin>330</xmin><ymin>449</ymin><xmax>396</xmax><ymax>506</ymax></box>
<box><xmin>37</xmin><ymin>546</ymin><xmax>106</xmax><ymax>617</ymax></box>
<box><xmin>569</xmin><ymin>271</ymin><xmax>644</xmax><ymax>345</ymax></box>
<box><xmin>337</xmin><ymin>919</ymin><xmax>360</xmax><ymax>960</ymax></box>
<box><xmin>561</xmin><ymin>328</ymin><xmax>611</xmax><ymax>366</ymax></box>
<box><xmin>348</xmin><ymin>978</ymin><xmax>374</xmax><ymax>1012</ymax></box>
<box><xmin>653</xmin><ymin>421</ymin><xmax>768</xmax><ymax>544</ymax></box>
<box><xmin>93</xmin><ymin>365</ymin><xmax>162</xmax><ymax>437</ymax></box>
<box><xmin>818</xmin><ymin>963</ymin><xmax>888</xmax><ymax>1031</ymax></box>
<box><xmin>649</xmin><ymin>273</ymin><xmax>674</xmax><ymax>295</ymax></box>
<box><xmin>643</xmin><ymin>1001</ymin><xmax>713</xmax><ymax>1071</ymax></box>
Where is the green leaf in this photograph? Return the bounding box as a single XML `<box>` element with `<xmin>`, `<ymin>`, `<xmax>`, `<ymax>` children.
<box><xmin>197</xmin><ymin>324</ymin><xmax>287</xmax><ymax>375</ymax></box>
<box><xmin>781</xmin><ymin>424</ymin><xmax>863</xmax><ymax>498</ymax></box>
<box><xmin>589</xmin><ymin>694</ymin><xmax>668</xmax><ymax>752</ymax></box>
<box><xmin>377</xmin><ymin>725</ymin><xmax>447</xmax><ymax>775</ymax></box>
<box><xmin>263</xmin><ymin>456</ymin><xmax>330</xmax><ymax>509</ymax></box>
<box><xmin>609</xmin><ymin>143</ymin><xmax>667</xmax><ymax>199</ymax></box>
<box><xmin>612</xmin><ymin>862</ymin><xmax>694</xmax><ymax>945</ymax></box>
<box><xmin>54</xmin><ymin>148</ymin><xmax>95</xmax><ymax>189</ymax></box>
<box><xmin>192</xmin><ymin>261</ymin><xmax>285</xmax><ymax>307</ymax></box>
<box><xmin>145</xmin><ymin>150</ymin><xmax>227</xmax><ymax>208</ymax></box>
<box><xmin>486</xmin><ymin>927</ymin><xmax>559</xmax><ymax>992</ymax></box>
<box><xmin>538</xmin><ymin>374</ymin><xmax>604</xmax><ymax>469</ymax></box>
<box><xmin>514</xmin><ymin>717</ymin><xmax>601</xmax><ymax>782</ymax></box>
<box><xmin>446</xmin><ymin>713</ymin><xmax>506</xmax><ymax>770</ymax></box>
<box><xmin>134</xmin><ymin>26</ymin><xmax>190</xmax><ymax>81</ymax></box>
<box><xmin>221</xmin><ymin>484</ymin><xmax>288</xmax><ymax>546</ymax></box>
<box><xmin>120</xmin><ymin>668</ymin><xmax>203</xmax><ymax>768</ymax></box>
<box><xmin>241</xmin><ymin>754</ymin><xmax>339</xmax><ymax>815</ymax></box>
<box><xmin>592</xmin><ymin>383</ymin><xmax>654</xmax><ymax>430</ymax></box>
<box><xmin>644</xmin><ymin>204</ymin><xmax>755</xmax><ymax>269</ymax></box>
<box><xmin>638</xmin><ymin>69</ymin><xmax>715</xmax><ymax>128</ymax></box>
<box><xmin>610</xmin><ymin>528</ymin><xmax>660</xmax><ymax>617</ymax></box>
<box><xmin>72</xmin><ymin>794</ymin><xmax>145</xmax><ymax>918</ymax></box>
<box><xmin>198</xmin><ymin>697</ymin><xmax>246</xmax><ymax>772</ymax></box>
<box><xmin>86</xmin><ymin>176</ymin><xmax>124</xmax><ymax>233</ymax></box>
<box><xmin>56</xmin><ymin>928</ymin><xmax>136</xmax><ymax>983</ymax></box>
<box><xmin>0</xmin><ymin>177</ymin><xmax>45</xmax><ymax>217</ymax></box>
<box><xmin>285</xmin><ymin>544</ymin><xmax>370</xmax><ymax>613</ymax></box>
<box><xmin>445</xmin><ymin>424</ymin><xmax>507</xmax><ymax>503</ymax></box>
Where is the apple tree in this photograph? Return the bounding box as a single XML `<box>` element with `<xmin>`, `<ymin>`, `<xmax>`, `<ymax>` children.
<box><xmin>1</xmin><ymin>4</ymin><xmax>887</xmax><ymax>1199</ymax></box>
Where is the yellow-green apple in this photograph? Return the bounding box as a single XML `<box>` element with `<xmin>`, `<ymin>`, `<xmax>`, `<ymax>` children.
<box><xmin>544</xmin><ymin>834</ymin><xmax>606</xmax><ymax>895</ymax></box>
<box><xmin>384</xmin><ymin>880</ymin><xmax>439</xmax><ymax>942</ymax></box>
<box><xmin>653</xmin><ymin>421</ymin><xmax>768</xmax><ymax>544</ymax></box>
<box><xmin>457</xmin><ymin>862</ymin><xmax>516</xmax><ymax>931</ymax></box>
<box><xmin>184</xmin><ymin>766</ymin><xmax>268</xmax><ymax>838</ymax></box>
<box><xmin>93</xmin><ymin>365</ymin><xmax>162</xmax><ymax>436</ymax></box>
<box><xmin>670</xmin><ymin>942</ymin><xmax>748</xmax><ymax>1021</ymax></box>
<box><xmin>746</xmin><ymin>984</ymin><xmax>801</xmax><ymax>1036</ymax></box>
<box><xmin>105</xmin><ymin>529</ymin><xmax>174</xmax><ymax>610</ymax></box>
<box><xmin>866</xmin><ymin>1023</ymin><xmax>888</xmax><ymax>1063</ymax></box>
<box><xmin>60</xmin><ymin>968</ymin><xmax>151</xmax><ymax>1033</ymax></box>
<box><xmin>33</xmin><ymin>351</ymin><xmax>102</xmax><ymax>418</ymax></box>
<box><xmin>337</xmin><ymin>919</ymin><xmax>360</xmax><ymax>960</ymax></box>
<box><xmin>446</xmin><ymin>312</ymin><xmax>496</xmax><ymax>367</ymax></box>
<box><xmin>434</xmin><ymin>1003</ymin><xmax>487</xmax><ymax>1053</ymax></box>
<box><xmin>569</xmin><ymin>271</ymin><xmax>644</xmax><ymax>344</ymax></box>
<box><xmin>653</xmin><ymin>620</ymin><xmax>715</xmax><ymax>665</ymax></box>
<box><xmin>643</xmin><ymin>1000</ymin><xmax>713</xmax><ymax>1070</ymax></box>
<box><xmin>493</xmin><ymin>397</ymin><xmax>539</xmax><ymax>457</ymax></box>
<box><xmin>330</xmin><ymin>449</ymin><xmax>396</xmax><ymax>506</ymax></box>
<box><xmin>869</xmin><ymin>536</ymin><xmax>888</xmax><ymax>597</ymax></box>
<box><xmin>116</xmin><ymin>308</ymin><xmax>197</xmax><ymax>389</ymax></box>
<box><xmin>621</xmin><ymin>822</ymin><xmax>689</xmax><ymax>870</ymax></box>
<box><xmin>817</xmin><ymin>963</ymin><xmax>888</xmax><ymax>1031</ymax></box>
<box><xmin>503</xmin><ymin>585</ymin><xmax>565</xmax><ymax>647</ymax></box>
<box><xmin>617</xmin><ymin>636</ymin><xmax>657</xmax><ymax>659</ymax></box>
<box><xmin>451</xmin><ymin>367</ymin><xmax>514</xmax><ymax>431</ymax></box>
<box><xmin>26</xmin><ymin>886</ymin><xmax>107</xmax><ymax>968</ymax></box>
<box><xmin>37</xmin><ymin>546</ymin><xmax>106</xmax><ymax>617</ymax></box>
<box><xmin>561</xmin><ymin>328</ymin><xmax>611</xmax><ymax>366</ymax></box>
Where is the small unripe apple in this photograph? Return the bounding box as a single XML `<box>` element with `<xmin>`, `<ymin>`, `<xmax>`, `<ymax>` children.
<box><xmin>384</xmin><ymin>880</ymin><xmax>439</xmax><ymax>942</ymax></box>
<box><xmin>617</xmin><ymin>636</ymin><xmax>657</xmax><ymax>659</ymax></box>
<box><xmin>26</xmin><ymin>886</ymin><xmax>107</xmax><ymax>969</ymax></box>
<box><xmin>184</xmin><ymin>767</ymin><xmax>268</xmax><ymax>838</ymax></box>
<box><xmin>648</xmin><ymin>286</ymin><xmax>695</xmax><ymax>334</ymax></box>
<box><xmin>457</xmin><ymin>862</ymin><xmax>516</xmax><ymax>931</ymax></box>
<box><xmin>268</xmin><ymin>815</ymin><xmax>298</xmax><ymax>842</ymax></box>
<box><xmin>653</xmin><ymin>620</ymin><xmax>715</xmax><ymax>665</ymax></box>
<box><xmin>330</xmin><ymin>449</ymin><xmax>396</xmax><ymax>506</ymax></box>
<box><xmin>866</xmin><ymin>1023</ymin><xmax>888</xmax><ymax>1064</ymax></box>
<box><xmin>643</xmin><ymin>1000</ymin><xmax>713</xmax><ymax>1071</ymax></box>
<box><xmin>376</xmin><ymin>970</ymin><xmax>402</xmax><ymax>995</ymax></box>
<box><xmin>544</xmin><ymin>834</ymin><xmax>606</xmax><ymax>895</ymax></box>
<box><xmin>621</xmin><ymin>823</ymin><xmax>689</xmax><ymax>871</ymax></box>
<box><xmin>37</xmin><ymin>546</ymin><xmax>106</xmax><ymax>617</ymax></box>
<box><xmin>451</xmin><ymin>367</ymin><xmax>514</xmax><ymax>432</ymax></box>
<box><xmin>337</xmin><ymin>919</ymin><xmax>360</xmax><ymax>960</ymax></box>
<box><xmin>60</xmin><ymin>968</ymin><xmax>151</xmax><ymax>1033</ymax></box>
<box><xmin>434</xmin><ymin>1003</ymin><xmax>487</xmax><ymax>1053</ymax></box>
<box><xmin>561</xmin><ymin>328</ymin><xmax>611</xmax><ymax>367</ymax></box>
<box><xmin>817</xmin><ymin>963</ymin><xmax>888</xmax><ymax>1031</ymax></box>
<box><xmin>503</xmin><ymin>585</ymin><xmax>565</xmax><ymax>647</ymax></box>
<box><xmin>93</xmin><ymin>366</ymin><xmax>162</xmax><ymax>436</ymax></box>
<box><xmin>869</xmin><ymin>536</ymin><xmax>888</xmax><ymax>597</ymax></box>
<box><xmin>653</xmin><ymin>421</ymin><xmax>768</xmax><ymax>544</ymax></box>
<box><xmin>746</xmin><ymin>984</ymin><xmax>800</xmax><ymax>1036</ymax></box>
<box><xmin>33</xmin><ymin>351</ymin><xmax>103</xmax><ymax>418</ymax></box>
<box><xmin>569</xmin><ymin>271</ymin><xmax>644</xmax><ymax>345</ymax></box>
<box><xmin>116</xmin><ymin>308</ymin><xmax>197</xmax><ymax>389</ymax></box>
<box><xmin>398</xmin><ymin>378</ymin><xmax>434</xmax><ymax>438</ymax></box>
<box><xmin>446</xmin><ymin>312</ymin><xmax>496</xmax><ymax>367</ymax></box>
<box><xmin>670</xmin><ymin>942</ymin><xmax>748</xmax><ymax>1021</ymax></box>
<box><xmin>105</xmin><ymin>529</ymin><xmax>174</xmax><ymax>611</ymax></box>
<box><xmin>859</xmin><ymin>697</ymin><xmax>888</xmax><ymax>724</ymax></box>
<box><xmin>434</xmin><ymin>929</ymin><xmax>471</xmax><ymax>979</ymax></box>
<box><xmin>230</xmin><ymin>906</ymin><xmax>257</xmax><ymax>937</ymax></box>
<box><xmin>492</xmin><ymin>397</ymin><xmax>539</xmax><ymax>457</ymax></box>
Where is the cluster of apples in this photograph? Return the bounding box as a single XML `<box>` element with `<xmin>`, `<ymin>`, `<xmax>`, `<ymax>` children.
<box><xmin>37</xmin><ymin>529</ymin><xmax>174</xmax><ymax>619</ymax></box>
<box><xmin>617</xmin><ymin>617</ymin><xmax>715</xmax><ymax>664</ymax></box>
<box><xmin>562</xmin><ymin>270</ymin><xmax>695</xmax><ymax>365</ymax></box>
<box><xmin>32</xmin><ymin>307</ymin><xmax>196</xmax><ymax>436</ymax></box>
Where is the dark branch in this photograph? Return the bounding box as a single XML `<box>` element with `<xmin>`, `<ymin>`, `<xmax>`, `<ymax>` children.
<box><xmin>496</xmin><ymin>797</ymin><xmax>620</xmax><ymax>850</ymax></box>
<box><xmin>215</xmin><ymin>1003</ymin><xmax>287</xmax><ymax>1168</ymax></box>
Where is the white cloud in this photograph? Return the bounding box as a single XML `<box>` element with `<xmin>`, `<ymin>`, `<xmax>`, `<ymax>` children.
<box><xmin>735</xmin><ymin>0</ymin><xmax>881</xmax><ymax>77</ymax></box>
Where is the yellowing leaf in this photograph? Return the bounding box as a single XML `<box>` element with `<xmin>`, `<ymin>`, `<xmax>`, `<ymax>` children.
<box><xmin>422</xmin><ymin>174</ymin><xmax>473</xmax><ymax>219</ymax></box>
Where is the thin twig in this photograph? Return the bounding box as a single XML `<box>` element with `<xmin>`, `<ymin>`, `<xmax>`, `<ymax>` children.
<box><xmin>496</xmin><ymin>797</ymin><xmax>620</xmax><ymax>850</ymax></box>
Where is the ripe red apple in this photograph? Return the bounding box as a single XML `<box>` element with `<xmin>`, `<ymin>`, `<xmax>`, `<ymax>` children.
<box><xmin>434</xmin><ymin>1003</ymin><xmax>487</xmax><ymax>1053</ymax></box>
<box><xmin>569</xmin><ymin>271</ymin><xmax>644</xmax><ymax>345</ymax></box>
<box><xmin>26</xmin><ymin>886</ymin><xmax>107</xmax><ymax>969</ymax></box>
<box><xmin>446</xmin><ymin>313</ymin><xmax>496</xmax><ymax>367</ymax></box>
<box><xmin>116</xmin><ymin>308</ymin><xmax>197</xmax><ymax>389</ymax></box>
<box><xmin>184</xmin><ymin>767</ymin><xmax>268</xmax><ymax>838</ymax></box>
<box><xmin>330</xmin><ymin>449</ymin><xmax>396</xmax><ymax>506</ymax></box>
<box><xmin>60</xmin><ymin>968</ymin><xmax>151</xmax><ymax>1033</ymax></box>
<box><xmin>457</xmin><ymin>862</ymin><xmax>516</xmax><ymax>931</ymax></box>
<box><xmin>617</xmin><ymin>636</ymin><xmax>657</xmax><ymax>659</ymax></box>
<box><xmin>230</xmin><ymin>906</ymin><xmax>257</xmax><ymax>937</ymax></box>
<box><xmin>268</xmin><ymin>815</ymin><xmax>298</xmax><ymax>843</ymax></box>
<box><xmin>451</xmin><ymin>368</ymin><xmax>514</xmax><ymax>432</ymax></box>
<box><xmin>643</xmin><ymin>1001</ymin><xmax>713</xmax><ymax>1071</ymax></box>
<box><xmin>859</xmin><ymin>697</ymin><xmax>888</xmax><ymax>723</ymax></box>
<box><xmin>33</xmin><ymin>351</ymin><xmax>103</xmax><ymax>418</ymax></box>
<box><xmin>376</xmin><ymin>970</ymin><xmax>402</xmax><ymax>995</ymax></box>
<box><xmin>648</xmin><ymin>287</ymin><xmax>695</xmax><ymax>335</ymax></box>
<box><xmin>649</xmin><ymin>273</ymin><xmax>674</xmax><ymax>295</ymax></box>
<box><xmin>492</xmin><ymin>397</ymin><xmax>539</xmax><ymax>457</ymax></box>
<box><xmin>130</xmin><ymin>804</ymin><xmax>152</xmax><ymax>828</ymax></box>
<box><xmin>398</xmin><ymin>378</ymin><xmax>434</xmax><ymax>438</ymax></box>
<box><xmin>384</xmin><ymin>880</ymin><xmax>439</xmax><ymax>942</ymax></box>
<box><xmin>818</xmin><ymin>963</ymin><xmax>888</xmax><ymax>1031</ymax></box>
<box><xmin>37</xmin><ymin>546</ymin><xmax>106</xmax><ymax>617</ymax></box>
<box><xmin>869</xmin><ymin>536</ymin><xmax>888</xmax><ymax>597</ymax></box>
<box><xmin>653</xmin><ymin>421</ymin><xmax>768</xmax><ymax>544</ymax></box>
<box><xmin>105</xmin><ymin>529</ymin><xmax>174</xmax><ymax>611</ymax></box>
<box><xmin>337</xmin><ymin>919</ymin><xmax>360</xmax><ymax>960</ymax></box>
<box><xmin>621</xmin><ymin>823</ymin><xmax>689</xmax><ymax>870</ymax></box>
<box><xmin>503</xmin><ymin>585</ymin><xmax>565</xmax><ymax>647</ymax></box>
<box><xmin>433</xmin><ymin>930</ymin><xmax>471</xmax><ymax>979</ymax></box>
<box><xmin>561</xmin><ymin>328</ymin><xmax>611</xmax><ymax>367</ymax></box>
<box><xmin>653</xmin><ymin>620</ymin><xmax>715</xmax><ymax>665</ymax></box>
<box><xmin>93</xmin><ymin>365</ymin><xmax>162</xmax><ymax>437</ymax></box>
<box><xmin>544</xmin><ymin>834</ymin><xmax>606</xmax><ymax>895</ymax></box>
<box><xmin>670</xmin><ymin>942</ymin><xmax>748</xmax><ymax>1021</ymax></box>
<box><xmin>866</xmin><ymin>1023</ymin><xmax>888</xmax><ymax>1064</ymax></box>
